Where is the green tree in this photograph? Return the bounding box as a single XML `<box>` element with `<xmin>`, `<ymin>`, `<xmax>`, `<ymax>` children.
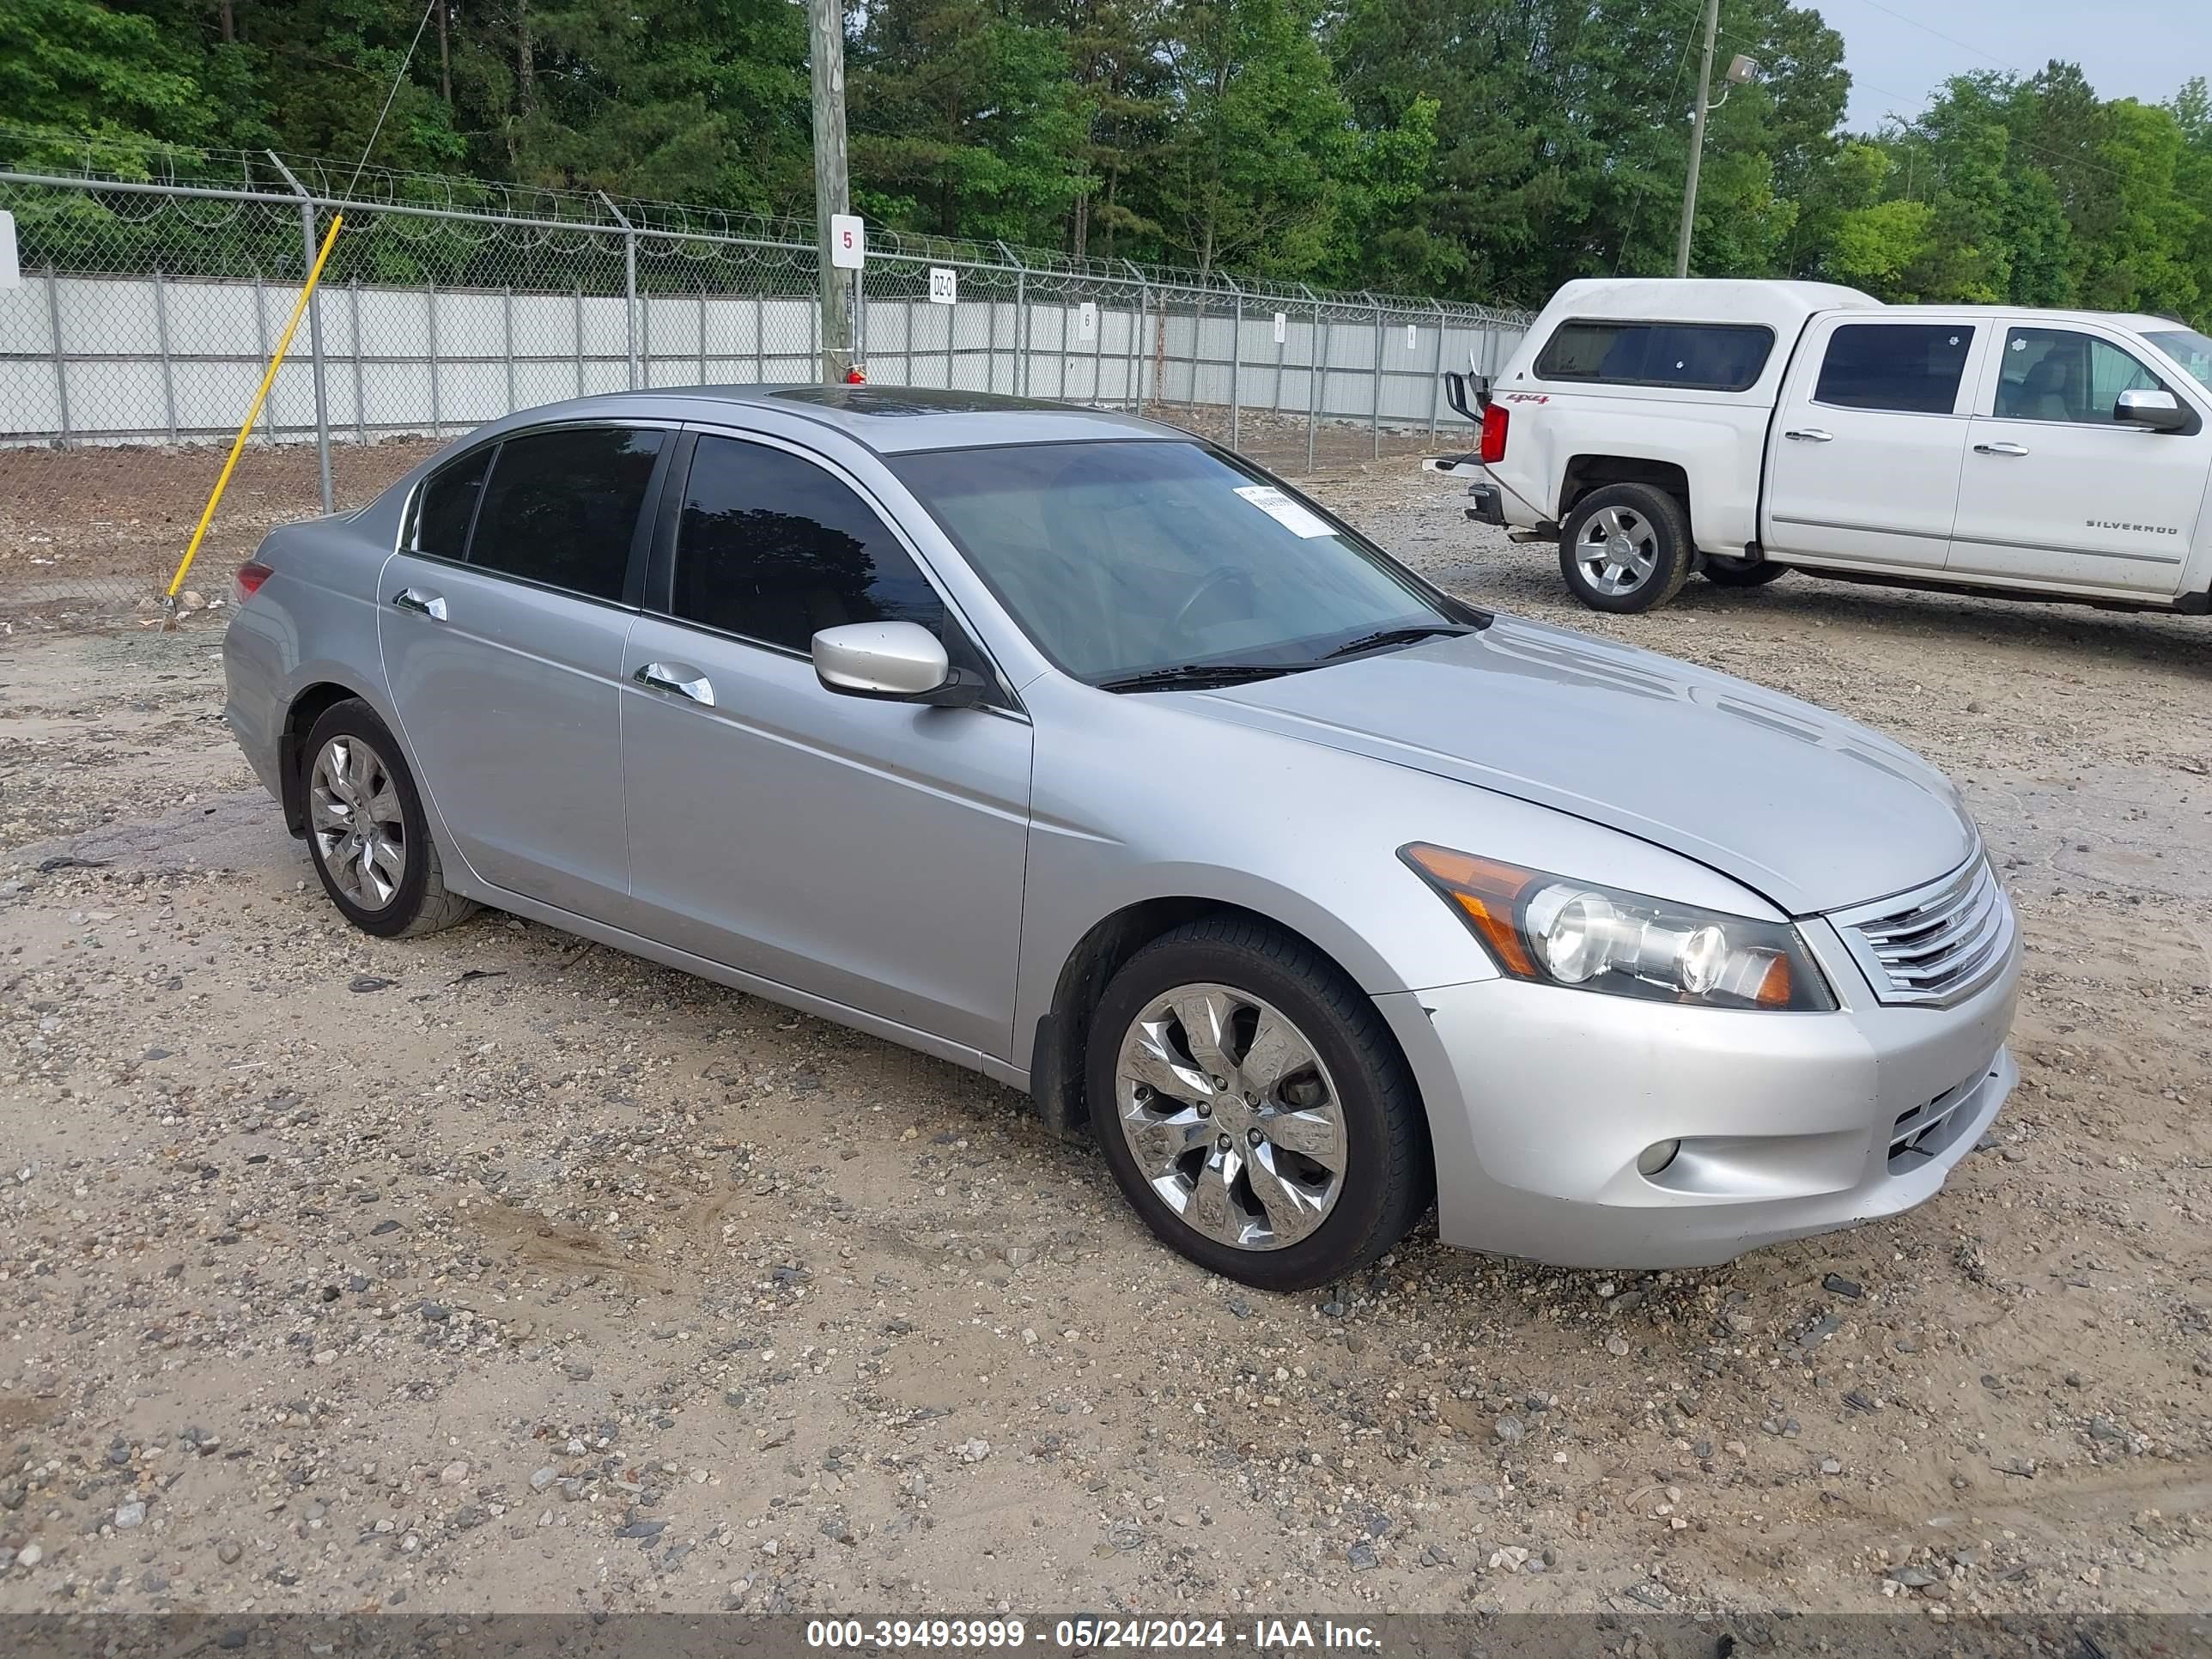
<box><xmin>1137</xmin><ymin>0</ymin><xmax>1358</xmax><ymax>280</ymax></box>
<box><xmin>1019</xmin><ymin>0</ymin><xmax>1174</xmax><ymax>261</ymax></box>
<box><xmin>1</xmin><ymin>0</ymin><xmax>214</xmax><ymax>165</ymax></box>
<box><xmin>848</xmin><ymin>0</ymin><xmax>1091</xmax><ymax>246</ymax></box>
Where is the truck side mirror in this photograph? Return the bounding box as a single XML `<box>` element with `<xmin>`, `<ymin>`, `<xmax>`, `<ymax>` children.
<box><xmin>2115</xmin><ymin>388</ymin><xmax>2190</xmax><ymax>432</ymax></box>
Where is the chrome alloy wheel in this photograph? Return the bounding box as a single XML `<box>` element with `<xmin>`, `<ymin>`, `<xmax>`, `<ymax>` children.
<box><xmin>1575</xmin><ymin>504</ymin><xmax>1660</xmax><ymax>596</ymax></box>
<box><xmin>1114</xmin><ymin>983</ymin><xmax>1347</xmax><ymax>1251</ymax></box>
<box><xmin>308</xmin><ymin>734</ymin><xmax>407</xmax><ymax>910</ymax></box>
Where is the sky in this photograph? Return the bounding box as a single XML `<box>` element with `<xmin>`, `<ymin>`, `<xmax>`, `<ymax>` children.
<box><xmin>1817</xmin><ymin>0</ymin><xmax>2210</xmax><ymax>131</ymax></box>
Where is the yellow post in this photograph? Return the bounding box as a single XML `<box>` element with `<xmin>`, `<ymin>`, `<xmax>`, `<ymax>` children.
<box><xmin>167</xmin><ymin>210</ymin><xmax>345</xmax><ymax>600</ymax></box>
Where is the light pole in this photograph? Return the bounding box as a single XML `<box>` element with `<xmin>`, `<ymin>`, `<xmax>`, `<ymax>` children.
<box><xmin>808</xmin><ymin>0</ymin><xmax>854</xmax><ymax>382</ymax></box>
<box><xmin>1674</xmin><ymin>3</ymin><xmax>1759</xmax><ymax>280</ymax></box>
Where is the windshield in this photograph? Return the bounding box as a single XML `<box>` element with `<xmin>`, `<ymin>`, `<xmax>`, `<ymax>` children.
<box><xmin>2145</xmin><ymin>328</ymin><xmax>2212</xmax><ymax>394</ymax></box>
<box><xmin>888</xmin><ymin>441</ymin><xmax>1472</xmax><ymax>685</ymax></box>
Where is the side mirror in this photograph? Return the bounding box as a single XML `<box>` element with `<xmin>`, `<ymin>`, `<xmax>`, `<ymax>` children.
<box><xmin>2115</xmin><ymin>387</ymin><xmax>2190</xmax><ymax>431</ymax></box>
<box><xmin>811</xmin><ymin>620</ymin><xmax>982</xmax><ymax>707</ymax></box>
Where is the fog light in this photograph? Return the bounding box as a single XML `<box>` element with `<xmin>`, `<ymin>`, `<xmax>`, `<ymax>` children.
<box><xmin>1636</xmin><ymin>1139</ymin><xmax>1681</xmax><ymax>1177</ymax></box>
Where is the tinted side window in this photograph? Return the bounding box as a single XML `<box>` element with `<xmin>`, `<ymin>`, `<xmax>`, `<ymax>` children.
<box><xmin>1994</xmin><ymin>326</ymin><xmax>2163</xmax><ymax>423</ymax></box>
<box><xmin>468</xmin><ymin>427</ymin><xmax>665</xmax><ymax>601</ymax></box>
<box><xmin>1814</xmin><ymin>324</ymin><xmax>1973</xmax><ymax>414</ymax></box>
<box><xmin>1535</xmin><ymin>320</ymin><xmax>1772</xmax><ymax>391</ymax></box>
<box><xmin>672</xmin><ymin>434</ymin><xmax>947</xmax><ymax>650</ymax></box>
<box><xmin>411</xmin><ymin>448</ymin><xmax>490</xmax><ymax>559</ymax></box>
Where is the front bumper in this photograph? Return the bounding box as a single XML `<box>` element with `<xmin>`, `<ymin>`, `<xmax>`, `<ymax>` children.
<box><xmin>1376</xmin><ymin>920</ymin><xmax>2022</xmax><ymax>1268</ymax></box>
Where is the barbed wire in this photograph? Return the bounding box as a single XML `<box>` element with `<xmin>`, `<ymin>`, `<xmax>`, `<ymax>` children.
<box><xmin>0</xmin><ymin>126</ymin><xmax>1532</xmax><ymax>326</ymax></box>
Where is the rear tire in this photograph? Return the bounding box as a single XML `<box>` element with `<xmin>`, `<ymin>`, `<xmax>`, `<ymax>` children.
<box><xmin>1559</xmin><ymin>483</ymin><xmax>1692</xmax><ymax>613</ymax></box>
<box><xmin>1085</xmin><ymin>916</ymin><xmax>1431</xmax><ymax>1291</ymax></box>
<box><xmin>301</xmin><ymin>699</ymin><xmax>477</xmax><ymax>939</ymax></box>
<box><xmin>1703</xmin><ymin>554</ymin><xmax>1790</xmax><ymax>588</ymax></box>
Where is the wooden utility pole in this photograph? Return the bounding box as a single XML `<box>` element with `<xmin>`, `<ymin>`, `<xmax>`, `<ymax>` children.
<box><xmin>809</xmin><ymin>0</ymin><xmax>854</xmax><ymax>383</ymax></box>
<box><xmin>1674</xmin><ymin>0</ymin><xmax>1720</xmax><ymax>277</ymax></box>
<box><xmin>436</xmin><ymin>1</ymin><xmax>453</xmax><ymax>104</ymax></box>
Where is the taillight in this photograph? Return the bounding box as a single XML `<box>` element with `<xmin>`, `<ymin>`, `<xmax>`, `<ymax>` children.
<box><xmin>234</xmin><ymin>560</ymin><xmax>274</xmax><ymax>606</ymax></box>
<box><xmin>1480</xmin><ymin>403</ymin><xmax>1510</xmax><ymax>465</ymax></box>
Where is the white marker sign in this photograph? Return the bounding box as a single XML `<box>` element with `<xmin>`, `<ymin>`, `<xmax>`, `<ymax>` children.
<box><xmin>1407</xmin><ymin>323</ymin><xmax>1419</xmax><ymax>350</ymax></box>
<box><xmin>1273</xmin><ymin>312</ymin><xmax>1288</xmax><ymax>344</ymax></box>
<box><xmin>1078</xmin><ymin>300</ymin><xmax>1097</xmax><ymax>340</ymax></box>
<box><xmin>829</xmin><ymin>213</ymin><xmax>866</xmax><ymax>270</ymax></box>
<box><xmin>927</xmin><ymin>266</ymin><xmax>958</xmax><ymax>305</ymax></box>
<box><xmin>0</xmin><ymin>212</ymin><xmax>18</xmax><ymax>290</ymax></box>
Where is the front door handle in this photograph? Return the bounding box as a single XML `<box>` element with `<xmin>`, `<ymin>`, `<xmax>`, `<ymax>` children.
<box><xmin>1783</xmin><ymin>428</ymin><xmax>1833</xmax><ymax>443</ymax></box>
<box><xmin>634</xmin><ymin>661</ymin><xmax>715</xmax><ymax>707</ymax></box>
<box><xmin>1973</xmin><ymin>441</ymin><xmax>2030</xmax><ymax>457</ymax></box>
<box><xmin>391</xmin><ymin>586</ymin><xmax>447</xmax><ymax>620</ymax></box>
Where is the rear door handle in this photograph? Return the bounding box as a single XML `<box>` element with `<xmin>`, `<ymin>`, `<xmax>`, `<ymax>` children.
<box><xmin>1783</xmin><ymin>428</ymin><xmax>1832</xmax><ymax>443</ymax></box>
<box><xmin>391</xmin><ymin>586</ymin><xmax>447</xmax><ymax>620</ymax></box>
<box><xmin>634</xmin><ymin>661</ymin><xmax>715</xmax><ymax>707</ymax></box>
<box><xmin>1973</xmin><ymin>441</ymin><xmax>2030</xmax><ymax>457</ymax></box>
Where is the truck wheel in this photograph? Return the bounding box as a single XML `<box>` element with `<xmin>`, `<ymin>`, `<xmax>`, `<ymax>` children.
<box><xmin>1559</xmin><ymin>484</ymin><xmax>1692</xmax><ymax>613</ymax></box>
<box><xmin>1704</xmin><ymin>554</ymin><xmax>1790</xmax><ymax>588</ymax></box>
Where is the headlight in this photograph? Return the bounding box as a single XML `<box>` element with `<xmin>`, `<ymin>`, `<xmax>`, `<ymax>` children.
<box><xmin>1400</xmin><ymin>842</ymin><xmax>1835</xmax><ymax>1011</ymax></box>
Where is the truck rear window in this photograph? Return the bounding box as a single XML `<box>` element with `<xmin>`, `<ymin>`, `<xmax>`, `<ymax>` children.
<box><xmin>1534</xmin><ymin>320</ymin><xmax>1773</xmax><ymax>392</ymax></box>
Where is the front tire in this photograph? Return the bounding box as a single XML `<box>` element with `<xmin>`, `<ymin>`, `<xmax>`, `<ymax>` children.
<box><xmin>301</xmin><ymin>699</ymin><xmax>477</xmax><ymax>939</ymax></box>
<box><xmin>1085</xmin><ymin>916</ymin><xmax>1430</xmax><ymax>1291</ymax></box>
<box><xmin>1559</xmin><ymin>483</ymin><xmax>1692</xmax><ymax>613</ymax></box>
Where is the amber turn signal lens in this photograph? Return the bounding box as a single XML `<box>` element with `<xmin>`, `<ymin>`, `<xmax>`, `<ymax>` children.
<box><xmin>1752</xmin><ymin>951</ymin><xmax>1793</xmax><ymax>1008</ymax></box>
<box><xmin>1399</xmin><ymin>842</ymin><xmax>1543</xmax><ymax>979</ymax></box>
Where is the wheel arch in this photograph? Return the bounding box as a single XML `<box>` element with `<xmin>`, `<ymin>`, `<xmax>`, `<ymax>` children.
<box><xmin>1024</xmin><ymin>896</ymin><xmax>1432</xmax><ymax>1173</ymax></box>
<box><xmin>1560</xmin><ymin>456</ymin><xmax>1694</xmax><ymax>544</ymax></box>
<box><xmin>277</xmin><ymin>678</ymin><xmax>381</xmax><ymax>836</ymax></box>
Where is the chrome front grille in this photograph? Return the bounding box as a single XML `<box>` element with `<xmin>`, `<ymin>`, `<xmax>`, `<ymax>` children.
<box><xmin>1832</xmin><ymin>854</ymin><xmax>2013</xmax><ymax>1008</ymax></box>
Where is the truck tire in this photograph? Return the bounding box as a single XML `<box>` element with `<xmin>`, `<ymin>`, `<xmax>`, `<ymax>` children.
<box><xmin>1704</xmin><ymin>554</ymin><xmax>1791</xmax><ymax>588</ymax></box>
<box><xmin>1559</xmin><ymin>483</ymin><xmax>1692</xmax><ymax>613</ymax></box>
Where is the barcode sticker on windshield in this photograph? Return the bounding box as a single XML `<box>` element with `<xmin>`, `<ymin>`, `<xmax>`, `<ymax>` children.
<box><xmin>1233</xmin><ymin>484</ymin><xmax>1334</xmax><ymax>538</ymax></box>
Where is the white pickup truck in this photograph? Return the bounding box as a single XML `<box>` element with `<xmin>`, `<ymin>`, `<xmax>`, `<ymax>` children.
<box><xmin>1431</xmin><ymin>277</ymin><xmax>2212</xmax><ymax>616</ymax></box>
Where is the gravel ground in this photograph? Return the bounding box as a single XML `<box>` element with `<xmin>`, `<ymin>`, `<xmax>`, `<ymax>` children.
<box><xmin>0</xmin><ymin>451</ymin><xmax>2208</xmax><ymax>1620</ymax></box>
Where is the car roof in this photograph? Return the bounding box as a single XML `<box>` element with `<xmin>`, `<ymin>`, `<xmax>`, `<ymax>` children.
<box><xmin>471</xmin><ymin>385</ymin><xmax>1198</xmax><ymax>455</ymax></box>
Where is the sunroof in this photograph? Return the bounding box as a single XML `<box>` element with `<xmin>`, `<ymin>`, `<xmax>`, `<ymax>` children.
<box><xmin>769</xmin><ymin>386</ymin><xmax>1055</xmax><ymax>416</ymax></box>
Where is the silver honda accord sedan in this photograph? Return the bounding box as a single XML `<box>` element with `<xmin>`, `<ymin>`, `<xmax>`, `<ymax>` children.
<box><xmin>222</xmin><ymin>386</ymin><xmax>2021</xmax><ymax>1291</ymax></box>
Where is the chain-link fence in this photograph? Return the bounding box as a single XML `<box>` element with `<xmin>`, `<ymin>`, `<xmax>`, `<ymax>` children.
<box><xmin>0</xmin><ymin>142</ymin><xmax>1528</xmax><ymax>628</ymax></box>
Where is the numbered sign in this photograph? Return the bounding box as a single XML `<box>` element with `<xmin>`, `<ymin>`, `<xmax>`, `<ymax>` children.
<box><xmin>1078</xmin><ymin>301</ymin><xmax>1097</xmax><ymax>341</ymax></box>
<box><xmin>927</xmin><ymin>266</ymin><xmax>957</xmax><ymax>306</ymax></box>
<box><xmin>830</xmin><ymin>213</ymin><xmax>866</xmax><ymax>270</ymax></box>
<box><xmin>0</xmin><ymin>211</ymin><xmax>17</xmax><ymax>290</ymax></box>
<box><xmin>1407</xmin><ymin>323</ymin><xmax>1419</xmax><ymax>350</ymax></box>
<box><xmin>1273</xmin><ymin>312</ymin><xmax>1287</xmax><ymax>344</ymax></box>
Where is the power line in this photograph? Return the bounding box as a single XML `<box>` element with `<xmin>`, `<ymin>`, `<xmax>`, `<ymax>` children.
<box><xmin>346</xmin><ymin>0</ymin><xmax>439</xmax><ymax>199</ymax></box>
<box><xmin>1835</xmin><ymin>0</ymin><xmax>2026</xmax><ymax>77</ymax></box>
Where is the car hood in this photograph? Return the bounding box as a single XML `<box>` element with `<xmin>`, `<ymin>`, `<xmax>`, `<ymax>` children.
<box><xmin>1191</xmin><ymin>617</ymin><xmax>1974</xmax><ymax>916</ymax></box>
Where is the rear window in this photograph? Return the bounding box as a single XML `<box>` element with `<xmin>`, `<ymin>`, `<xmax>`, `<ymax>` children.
<box><xmin>1534</xmin><ymin>320</ymin><xmax>1773</xmax><ymax>392</ymax></box>
<box><xmin>410</xmin><ymin>447</ymin><xmax>489</xmax><ymax>559</ymax></box>
<box><xmin>1814</xmin><ymin>323</ymin><xmax>1973</xmax><ymax>414</ymax></box>
<box><xmin>468</xmin><ymin>427</ymin><xmax>665</xmax><ymax>602</ymax></box>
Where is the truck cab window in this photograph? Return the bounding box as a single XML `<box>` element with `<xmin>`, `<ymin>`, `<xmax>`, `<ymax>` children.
<box><xmin>1814</xmin><ymin>324</ymin><xmax>1974</xmax><ymax>414</ymax></box>
<box><xmin>1995</xmin><ymin>327</ymin><xmax>2163</xmax><ymax>424</ymax></box>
